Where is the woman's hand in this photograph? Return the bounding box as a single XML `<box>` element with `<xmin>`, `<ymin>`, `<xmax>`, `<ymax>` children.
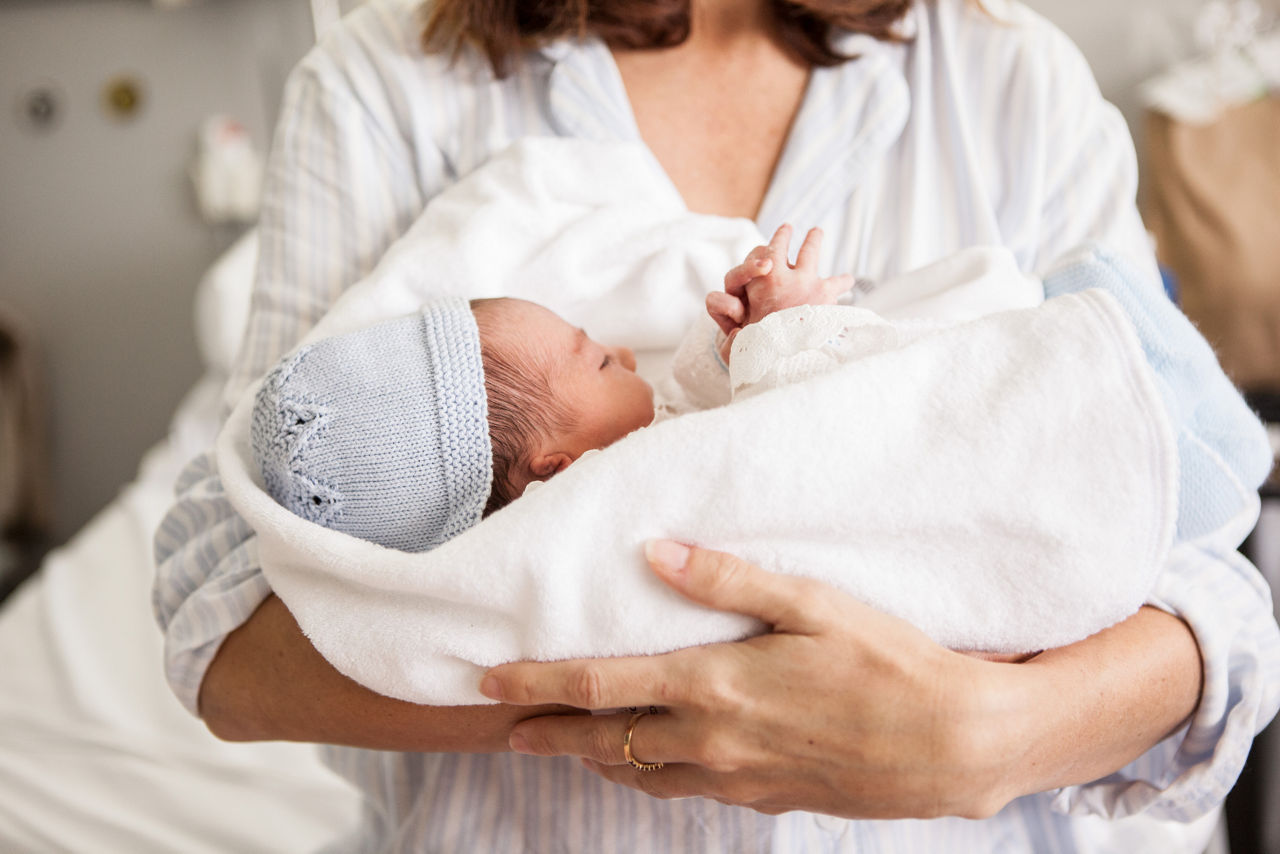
<box><xmin>481</xmin><ymin>541</ymin><xmax>1031</xmax><ymax>819</ymax></box>
<box><xmin>482</xmin><ymin>542</ymin><xmax>1202</xmax><ymax>819</ymax></box>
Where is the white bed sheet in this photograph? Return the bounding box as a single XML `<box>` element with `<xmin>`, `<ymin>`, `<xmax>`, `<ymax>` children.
<box><xmin>0</xmin><ymin>239</ymin><xmax>361</xmax><ymax>851</ymax></box>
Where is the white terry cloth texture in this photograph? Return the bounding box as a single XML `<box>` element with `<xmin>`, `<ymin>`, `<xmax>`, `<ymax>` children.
<box><xmin>218</xmin><ymin>139</ymin><xmax>1177</xmax><ymax>705</ymax></box>
<box><xmin>220</xmin><ymin>140</ymin><xmax>760</xmax><ymax>418</ymax></box>
<box><xmin>667</xmin><ymin>246</ymin><xmax>1045</xmax><ymax>411</ymax></box>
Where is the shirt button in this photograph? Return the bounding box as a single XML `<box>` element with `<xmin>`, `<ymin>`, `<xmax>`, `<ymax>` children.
<box><xmin>814</xmin><ymin>814</ymin><xmax>848</xmax><ymax>834</ymax></box>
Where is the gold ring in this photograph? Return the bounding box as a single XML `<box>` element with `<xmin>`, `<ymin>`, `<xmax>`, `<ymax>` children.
<box><xmin>623</xmin><ymin>711</ymin><xmax>664</xmax><ymax>771</ymax></box>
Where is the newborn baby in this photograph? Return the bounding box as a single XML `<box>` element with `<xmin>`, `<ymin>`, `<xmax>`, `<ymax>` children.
<box><xmin>236</xmin><ymin>231</ymin><xmax>1270</xmax><ymax>704</ymax></box>
<box><xmin>251</xmin><ymin>226</ymin><xmax>849</xmax><ymax>551</ymax></box>
<box><xmin>251</xmin><ymin>296</ymin><xmax>656</xmax><ymax>551</ymax></box>
<box><xmin>252</xmin><ymin>223</ymin><xmax>1263</xmax><ymax>557</ymax></box>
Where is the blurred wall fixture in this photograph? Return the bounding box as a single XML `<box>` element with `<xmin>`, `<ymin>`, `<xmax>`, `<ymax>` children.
<box><xmin>190</xmin><ymin>115</ymin><xmax>262</xmax><ymax>224</ymax></box>
<box><xmin>16</xmin><ymin>83</ymin><xmax>63</xmax><ymax>133</ymax></box>
<box><xmin>102</xmin><ymin>75</ymin><xmax>145</xmax><ymax>122</ymax></box>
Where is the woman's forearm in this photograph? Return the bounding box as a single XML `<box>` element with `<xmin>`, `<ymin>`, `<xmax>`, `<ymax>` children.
<box><xmin>199</xmin><ymin>594</ymin><xmax>577</xmax><ymax>751</ymax></box>
<box><xmin>985</xmin><ymin>605</ymin><xmax>1201</xmax><ymax>799</ymax></box>
<box><xmin>200</xmin><ymin>586</ymin><xmax>1200</xmax><ymax>810</ymax></box>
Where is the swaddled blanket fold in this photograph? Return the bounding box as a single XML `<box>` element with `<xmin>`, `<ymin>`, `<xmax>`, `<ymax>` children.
<box><xmin>217</xmin><ymin>139</ymin><xmax>1178</xmax><ymax>705</ymax></box>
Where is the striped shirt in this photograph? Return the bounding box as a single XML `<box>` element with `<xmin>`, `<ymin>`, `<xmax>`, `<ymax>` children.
<box><xmin>152</xmin><ymin>0</ymin><xmax>1280</xmax><ymax>850</ymax></box>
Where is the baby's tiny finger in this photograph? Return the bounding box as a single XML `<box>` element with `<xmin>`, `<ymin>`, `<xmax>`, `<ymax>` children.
<box><xmin>706</xmin><ymin>292</ymin><xmax>746</xmax><ymax>331</ymax></box>
<box><xmin>822</xmin><ymin>273</ymin><xmax>855</xmax><ymax>299</ymax></box>
<box><xmin>706</xmin><ymin>291</ymin><xmax>747</xmax><ymax>322</ymax></box>
<box><xmin>768</xmin><ymin>224</ymin><xmax>793</xmax><ymax>258</ymax></box>
<box><xmin>724</xmin><ymin>262</ymin><xmax>759</xmax><ymax>295</ymax></box>
<box><xmin>794</xmin><ymin>227</ymin><xmax>823</xmax><ymax>272</ymax></box>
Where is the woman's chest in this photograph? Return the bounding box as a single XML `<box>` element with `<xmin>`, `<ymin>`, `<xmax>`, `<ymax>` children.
<box><xmin>612</xmin><ymin>49</ymin><xmax>811</xmax><ymax>221</ymax></box>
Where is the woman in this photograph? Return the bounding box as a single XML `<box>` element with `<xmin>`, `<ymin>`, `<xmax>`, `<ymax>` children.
<box><xmin>154</xmin><ymin>0</ymin><xmax>1280</xmax><ymax>849</ymax></box>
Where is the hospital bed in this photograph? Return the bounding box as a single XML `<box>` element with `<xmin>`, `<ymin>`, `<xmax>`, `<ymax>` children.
<box><xmin>0</xmin><ymin>232</ymin><xmax>362</xmax><ymax>852</ymax></box>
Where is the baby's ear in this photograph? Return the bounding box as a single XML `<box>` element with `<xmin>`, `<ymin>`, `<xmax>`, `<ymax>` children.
<box><xmin>529</xmin><ymin>451</ymin><xmax>574</xmax><ymax>480</ymax></box>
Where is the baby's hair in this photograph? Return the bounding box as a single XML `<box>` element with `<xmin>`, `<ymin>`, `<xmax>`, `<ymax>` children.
<box><xmin>470</xmin><ymin>298</ymin><xmax>573</xmax><ymax>515</ymax></box>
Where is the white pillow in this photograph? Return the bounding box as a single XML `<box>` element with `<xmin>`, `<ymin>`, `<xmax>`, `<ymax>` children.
<box><xmin>193</xmin><ymin>229</ymin><xmax>257</xmax><ymax>375</ymax></box>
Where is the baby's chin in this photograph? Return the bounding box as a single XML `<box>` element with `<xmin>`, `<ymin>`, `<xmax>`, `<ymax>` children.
<box><xmin>641</xmin><ymin>388</ymin><xmax>657</xmax><ymax>424</ymax></box>
<box><xmin>630</xmin><ymin>405</ymin><xmax>656</xmax><ymax>432</ymax></box>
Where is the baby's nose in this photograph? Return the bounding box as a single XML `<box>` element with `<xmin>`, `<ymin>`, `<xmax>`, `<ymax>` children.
<box><xmin>616</xmin><ymin>347</ymin><xmax>637</xmax><ymax>371</ymax></box>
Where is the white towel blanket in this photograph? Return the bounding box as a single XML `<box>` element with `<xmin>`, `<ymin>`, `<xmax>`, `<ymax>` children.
<box><xmin>218</xmin><ymin>139</ymin><xmax>1178</xmax><ymax>705</ymax></box>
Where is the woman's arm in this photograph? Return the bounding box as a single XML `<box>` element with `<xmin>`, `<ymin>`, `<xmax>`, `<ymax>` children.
<box><xmin>153</xmin><ymin>454</ymin><xmax>575</xmax><ymax>749</ymax></box>
<box><xmin>155</xmin><ymin>12</ymin><xmax>461</xmax><ymax>730</ymax></box>
<box><xmin>202</xmin><ymin>594</ymin><xmax>578</xmax><ymax>750</ymax></box>
<box><xmin>481</xmin><ymin>541</ymin><xmax>1202</xmax><ymax>818</ymax></box>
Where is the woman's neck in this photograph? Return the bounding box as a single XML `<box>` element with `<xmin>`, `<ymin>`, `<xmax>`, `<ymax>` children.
<box><xmin>609</xmin><ymin>0</ymin><xmax>808</xmax><ymax>220</ymax></box>
<box><xmin>687</xmin><ymin>0</ymin><xmax>776</xmax><ymax>48</ymax></box>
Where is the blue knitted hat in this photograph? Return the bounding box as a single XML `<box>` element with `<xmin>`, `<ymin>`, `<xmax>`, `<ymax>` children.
<box><xmin>250</xmin><ymin>298</ymin><xmax>492</xmax><ymax>552</ymax></box>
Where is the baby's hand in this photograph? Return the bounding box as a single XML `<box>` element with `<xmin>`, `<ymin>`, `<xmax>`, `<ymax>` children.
<box><xmin>709</xmin><ymin>224</ymin><xmax>854</xmax><ymax>362</ymax></box>
<box><xmin>732</xmin><ymin>224</ymin><xmax>854</xmax><ymax>322</ymax></box>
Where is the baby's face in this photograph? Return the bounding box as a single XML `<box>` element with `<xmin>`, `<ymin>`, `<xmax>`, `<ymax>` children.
<box><xmin>499</xmin><ymin>300</ymin><xmax>655</xmax><ymax>456</ymax></box>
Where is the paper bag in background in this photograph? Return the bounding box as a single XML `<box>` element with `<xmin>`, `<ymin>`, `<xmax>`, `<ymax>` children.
<box><xmin>0</xmin><ymin>304</ymin><xmax>51</xmax><ymax>540</ymax></box>
<box><xmin>1142</xmin><ymin>95</ymin><xmax>1280</xmax><ymax>391</ymax></box>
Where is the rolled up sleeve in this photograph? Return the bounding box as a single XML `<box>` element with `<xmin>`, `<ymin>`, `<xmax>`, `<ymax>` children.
<box><xmin>1052</xmin><ymin>530</ymin><xmax>1280</xmax><ymax>820</ymax></box>
<box><xmin>152</xmin><ymin>452</ymin><xmax>270</xmax><ymax>716</ymax></box>
<box><xmin>1002</xmin><ymin>14</ymin><xmax>1280</xmax><ymax>821</ymax></box>
<box><xmin>151</xmin><ymin>14</ymin><xmax>435</xmax><ymax>717</ymax></box>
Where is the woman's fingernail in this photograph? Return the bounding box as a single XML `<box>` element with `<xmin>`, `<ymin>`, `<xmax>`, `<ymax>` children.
<box><xmin>480</xmin><ymin>675</ymin><xmax>504</xmax><ymax>701</ymax></box>
<box><xmin>509</xmin><ymin>732</ymin><xmax>532</xmax><ymax>754</ymax></box>
<box><xmin>645</xmin><ymin>539</ymin><xmax>691</xmax><ymax>574</ymax></box>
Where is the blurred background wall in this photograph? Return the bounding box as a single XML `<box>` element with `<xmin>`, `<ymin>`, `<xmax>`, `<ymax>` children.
<box><xmin>1026</xmin><ymin>0</ymin><xmax>1207</xmax><ymax>145</ymax></box>
<box><xmin>1</xmin><ymin>0</ymin><xmax>315</xmax><ymax>543</ymax></box>
<box><xmin>0</xmin><ymin>0</ymin><xmax>1270</xmax><ymax>543</ymax></box>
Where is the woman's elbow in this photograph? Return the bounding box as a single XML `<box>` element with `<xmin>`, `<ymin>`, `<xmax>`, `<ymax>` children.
<box><xmin>197</xmin><ymin>657</ymin><xmax>278</xmax><ymax>743</ymax></box>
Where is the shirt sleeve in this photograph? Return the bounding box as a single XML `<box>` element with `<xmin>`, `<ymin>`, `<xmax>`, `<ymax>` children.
<box><xmin>152</xmin><ymin>452</ymin><xmax>267</xmax><ymax>715</ymax></box>
<box><xmin>987</xmin><ymin>6</ymin><xmax>1158</xmax><ymax>286</ymax></box>
<box><xmin>1053</xmin><ymin>539</ymin><xmax>1280</xmax><ymax>821</ymax></box>
<box><xmin>1042</xmin><ymin>245</ymin><xmax>1274</xmax><ymax>543</ymax></box>
<box><xmin>1002</xmin><ymin>16</ymin><xmax>1280</xmax><ymax>820</ymax></box>
<box><xmin>667</xmin><ymin>314</ymin><xmax>732</xmax><ymax>411</ymax></box>
<box><xmin>152</xmin><ymin>33</ymin><xmax>435</xmax><ymax>716</ymax></box>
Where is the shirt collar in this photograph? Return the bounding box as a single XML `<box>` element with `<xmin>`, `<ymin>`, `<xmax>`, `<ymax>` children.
<box><xmin>542</xmin><ymin>30</ymin><xmax>909</xmax><ymax>230</ymax></box>
<box><xmin>544</xmin><ymin>37</ymin><xmax>642</xmax><ymax>143</ymax></box>
<box><xmin>755</xmin><ymin>35</ymin><xmax>909</xmax><ymax>233</ymax></box>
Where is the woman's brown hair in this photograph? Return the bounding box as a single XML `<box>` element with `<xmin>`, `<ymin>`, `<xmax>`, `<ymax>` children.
<box><xmin>423</xmin><ymin>0</ymin><xmax>915</xmax><ymax>79</ymax></box>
